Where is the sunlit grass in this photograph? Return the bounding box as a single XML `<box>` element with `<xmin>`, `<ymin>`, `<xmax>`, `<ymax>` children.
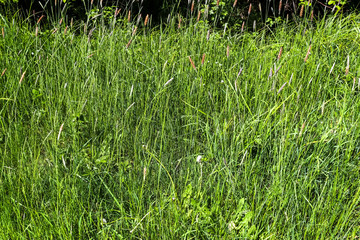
<box><xmin>0</xmin><ymin>11</ymin><xmax>359</xmax><ymax>239</ymax></box>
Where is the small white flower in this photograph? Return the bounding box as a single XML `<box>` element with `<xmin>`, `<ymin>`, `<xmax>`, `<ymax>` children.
<box><xmin>102</xmin><ymin>218</ymin><xmax>107</xmax><ymax>224</ymax></box>
<box><xmin>228</xmin><ymin>221</ymin><xmax>236</xmax><ymax>231</ymax></box>
<box><xmin>196</xmin><ymin>155</ymin><xmax>202</xmax><ymax>163</ymax></box>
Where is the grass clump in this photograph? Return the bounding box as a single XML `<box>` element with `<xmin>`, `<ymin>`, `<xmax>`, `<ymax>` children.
<box><xmin>0</xmin><ymin>12</ymin><xmax>359</xmax><ymax>239</ymax></box>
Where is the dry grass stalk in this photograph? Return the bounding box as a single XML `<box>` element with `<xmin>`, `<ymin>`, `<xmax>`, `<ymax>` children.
<box><xmin>310</xmin><ymin>10</ymin><xmax>314</xmax><ymax>21</ymax></box>
<box><xmin>345</xmin><ymin>55</ymin><xmax>350</xmax><ymax>75</ymax></box>
<box><xmin>57</xmin><ymin>123</ymin><xmax>64</xmax><ymax>141</ymax></box>
<box><xmin>277</xmin><ymin>82</ymin><xmax>287</xmax><ymax>94</ymax></box>
<box><xmin>70</xmin><ymin>18</ymin><xmax>73</xmax><ymax>28</ymax></box>
<box><xmin>236</xmin><ymin>68</ymin><xmax>243</xmax><ymax>79</ymax></box>
<box><xmin>37</xmin><ymin>15</ymin><xmax>44</xmax><ymax>25</ymax></box>
<box><xmin>1</xmin><ymin>68</ymin><xmax>6</xmax><ymax>77</ymax></box>
<box><xmin>19</xmin><ymin>71</ymin><xmax>26</xmax><ymax>84</ymax></box>
<box><xmin>59</xmin><ymin>18</ymin><xmax>63</xmax><ymax>26</ymax></box>
<box><xmin>300</xmin><ymin>5</ymin><xmax>304</xmax><ymax>17</ymax></box>
<box><xmin>289</xmin><ymin>73</ymin><xmax>293</xmax><ymax>85</ymax></box>
<box><xmin>248</xmin><ymin>3</ymin><xmax>252</xmax><ymax>16</ymax></box>
<box><xmin>226</xmin><ymin>45</ymin><xmax>230</xmax><ymax>58</ymax></box>
<box><xmin>352</xmin><ymin>77</ymin><xmax>356</xmax><ymax>91</ymax></box>
<box><xmin>241</xmin><ymin>21</ymin><xmax>245</xmax><ymax>32</ymax></box>
<box><xmin>277</xmin><ymin>46</ymin><xmax>283</xmax><ymax>60</ymax></box>
<box><xmin>201</xmin><ymin>53</ymin><xmax>206</xmax><ymax>65</ymax></box>
<box><xmin>216</xmin><ymin>0</ymin><xmax>220</xmax><ymax>7</ymax></box>
<box><xmin>191</xmin><ymin>1</ymin><xmax>194</xmax><ymax>14</ymax></box>
<box><xmin>126</xmin><ymin>39</ymin><xmax>132</xmax><ymax>48</ymax></box>
<box><xmin>321</xmin><ymin>102</ymin><xmax>325</xmax><ymax>115</ymax></box>
<box><xmin>279</xmin><ymin>0</ymin><xmax>282</xmax><ymax>14</ymax></box>
<box><xmin>132</xmin><ymin>26</ymin><xmax>137</xmax><ymax>36</ymax></box>
<box><xmin>258</xmin><ymin>3</ymin><xmax>262</xmax><ymax>14</ymax></box>
<box><xmin>233</xmin><ymin>0</ymin><xmax>238</xmax><ymax>8</ymax></box>
<box><xmin>91</xmin><ymin>0</ymin><xmax>94</xmax><ymax>5</ymax></box>
<box><xmin>268</xmin><ymin>67</ymin><xmax>273</xmax><ymax>79</ymax></box>
<box><xmin>64</xmin><ymin>26</ymin><xmax>68</xmax><ymax>35</ymax></box>
<box><xmin>299</xmin><ymin>121</ymin><xmax>306</xmax><ymax>137</ymax></box>
<box><xmin>304</xmin><ymin>44</ymin><xmax>311</xmax><ymax>62</ymax></box>
<box><xmin>52</xmin><ymin>28</ymin><xmax>58</xmax><ymax>34</ymax></box>
<box><xmin>188</xmin><ymin>56</ymin><xmax>197</xmax><ymax>70</ymax></box>
<box><xmin>207</xmin><ymin>29</ymin><xmax>210</xmax><ymax>41</ymax></box>
<box><xmin>330</xmin><ymin>61</ymin><xmax>336</xmax><ymax>74</ymax></box>
<box><xmin>275</xmin><ymin>65</ymin><xmax>281</xmax><ymax>75</ymax></box>
<box><xmin>35</xmin><ymin>26</ymin><xmax>39</xmax><ymax>37</ymax></box>
<box><xmin>128</xmin><ymin>10</ymin><xmax>131</xmax><ymax>22</ymax></box>
<box><xmin>197</xmin><ymin>11</ymin><xmax>201</xmax><ymax>21</ymax></box>
<box><xmin>143</xmin><ymin>167</ymin><xmax>147</xmax><ymax>181</ymax></box>
<box><xmin>144</xmin><ymin>14</ymin><xmax>149</xmax><ymax>26</ymax></box>
<box><xmin>178</xmin><ymin>16</ymin><xmax>182</xmax><ymax>29</ymax></box>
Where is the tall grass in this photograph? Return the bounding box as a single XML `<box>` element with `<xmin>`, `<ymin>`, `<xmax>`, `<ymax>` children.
<box><xmin>0</xmin><ymin>9</ymin><xmax>359</xmax><ymax>239</ymax></box>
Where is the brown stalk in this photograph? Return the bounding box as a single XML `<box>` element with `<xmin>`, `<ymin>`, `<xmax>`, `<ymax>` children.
<box><xmin>19</xmin><ymin>71</ymin><xmax>26</xmax><ymax>84</ymax></box>
<box><xmin>144</xmin><ymin>14</ymin><xmax>149</xmax><ymax>26</ymax></box>
<box><xmin>132</xmin><ymin>26</ymin><xmax>137</xmax><ymax>36</ymax></box>
<box><xmin>1</xmin><ymin>68</ymin><xmax>6</xmax><ymax>77</ymax></box>
<box><xmin>126</xmin><ymin>39</ymin><xmax>132</xmax><ymax>49</ymax></box>
<box><xmin>201</xmin><ymin>53</ymin><xmax>206</xmax><ymax>65</ymax></box>
<box><xmin>37</xmin><ymin>15</ymin><xmax>45</xmax><ymax>25</ymax></box>
<box><xmin>197</xmin><ymin>11</ymin><xmax>201</xmax><ymax>22</ymax></box>
<box><xmin>1</xmin><ymin>27</ymin><xmax>4</xmax><ymax>38</ymax></box>
<box><xmin>248</xmin><ymin>3</ymin><xmax>252</xmax><ymax>16</ymax></box>
<box><xmin>216</xmin><ymin>0</ymin><xmax>220</xmax><ymax>7</ymax></box>
<box><xmin>233</xmin><ymin>0</ymin><xmax>238</xmax><ymax>8</ymax></box>
<box><xmin>226</xmin><ymin>45</ymin><xmax>230</xmax><ymax>58</ymax></box>
<box><xmin>300</xmin><ymin>5</ymin><xmax>304</xmax><ymax>17</ymax></box>
<box><xmin>191</xmin><ymin>1</ymin><xmax>194</xmax><ymax>14</ymax></box>
<box><xmin>35</xmin><ymin>26</ymin><xmax>39</xmax><ymax>37</ymax></box>
<box><xmin>128</xmin><ymin>10</ymin><xmax>131</xmax><ymax>22</ymax></box>
<box><xmin>299</xmin><ymin>121</ymin><xmax>306</xmax><ymax>137</ymax></box>
<box><xmin>279</xmin><ymin>0</ymin><xmax>282</xmax><ymax>14</ymax></box>
<box><xmin>277</xmin><ymin>46</ymin><xmax>283</xmax><ymax>60</ymax></box>
<box><xmin>188</xmin><ymin>56</ymin><xmax>197</xmax><ymax>71</ymax></box>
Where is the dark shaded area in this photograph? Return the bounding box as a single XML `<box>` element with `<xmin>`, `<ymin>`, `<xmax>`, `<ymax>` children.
<box><xmin>3</xmin><ymin>0</ymin><xmax>360</xmax><ymax>26</ymax></box>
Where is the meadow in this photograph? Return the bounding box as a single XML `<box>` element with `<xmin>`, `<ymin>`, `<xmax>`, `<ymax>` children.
<box><xmin>0</xmin><ymin>10</ymin><xmax>360</xmax><ymax>239</ymax></box>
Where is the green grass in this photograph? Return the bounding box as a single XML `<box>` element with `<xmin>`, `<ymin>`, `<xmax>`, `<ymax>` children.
<box><xmin>0</xmin><ymin>11</ymin><xmax>360</xmax><ymax>239</ymax></box>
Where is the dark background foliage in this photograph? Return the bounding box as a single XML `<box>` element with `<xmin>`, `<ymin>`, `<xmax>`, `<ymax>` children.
<box><xmin>1</xmin><ymin>0</ymin><xmax>360</xmax><ymax>29</ymax></box>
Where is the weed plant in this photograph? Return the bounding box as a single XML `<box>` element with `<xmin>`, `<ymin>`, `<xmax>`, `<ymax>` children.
<box><xmin>0</xmin><ymin>7</ymin><xmax>360</xmax><ymax>239</ymax></box>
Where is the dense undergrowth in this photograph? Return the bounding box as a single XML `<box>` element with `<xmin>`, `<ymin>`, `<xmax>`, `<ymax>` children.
<box><xmin>0</xmin><ymin>11</ymin><xmax>360</xmax><ymax>239</ymax></box>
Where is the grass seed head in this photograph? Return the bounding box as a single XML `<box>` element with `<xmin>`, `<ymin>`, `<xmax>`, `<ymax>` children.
<box><xmin>233</xmin><ymin>0</ymin><xmax>238</xmax><ymax>8</ymax></box>
<box><xmin>300</xmin><ymin>5</ymin><xmax>304</xmax><ymax>17</ymax></box>
<box><xmin>144</xmin><ymin>14</ymin><xmax>149</xmax><ymax>26</ymax></box>
<box><xmin>248</xmin><ymin>3</ymin><xmax>252</xmax><ymax>16</ymax></box>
